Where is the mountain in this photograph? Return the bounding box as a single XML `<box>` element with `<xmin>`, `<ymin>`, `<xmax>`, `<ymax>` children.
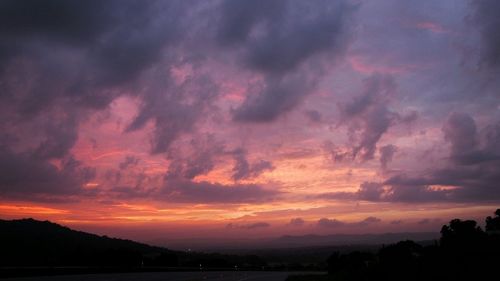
<box><xmin>0</xmin><ymin>218</ymin><xmax>176</xmax><ymax>267</ymax></box>
<box><xmin>270</xmin><ymin>232</ymin><xmax>439</xmax><ymax>248</ymax></box>
<box><xmin>0</xmin><ymin>218</ymin><xmax>268</xmax><ymax>270</ymax></box>
<box><xmin>162</xmin><ymin>232</ymin><xmax>439</xmax><ymax>251</ymax></box>
<box><xmin>0</xmin><ymin>218</ymin><xmax>439</xmax><ymax>270</ymax></box>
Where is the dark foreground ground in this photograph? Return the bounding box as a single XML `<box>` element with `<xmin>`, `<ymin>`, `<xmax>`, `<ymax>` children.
<box><xmin>2</xmin><ymin>271</ymin><xmax>311</xmax><ymax>281</ymax></box>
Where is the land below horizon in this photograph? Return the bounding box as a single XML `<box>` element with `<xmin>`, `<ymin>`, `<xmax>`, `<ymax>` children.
<box><xmin>1</xmin><ymin>209</ymin><xmax>499</xmax><ymax>281</ymax></box>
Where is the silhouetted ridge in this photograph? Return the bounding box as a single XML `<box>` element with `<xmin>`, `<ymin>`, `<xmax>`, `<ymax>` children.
<box><xmin>0</xmin><ymin>218</ymin><xmax>268</xmax><ymax>271</ymax></box>
<box><xmin>274</xmin><ymin>232</ymin><xmax>438</xmax><ymax>247</ymax></box>
<box><xmin>0</xmin><ymin>218</ymin><xmax>175</xmax><ymax>267</ymax></box>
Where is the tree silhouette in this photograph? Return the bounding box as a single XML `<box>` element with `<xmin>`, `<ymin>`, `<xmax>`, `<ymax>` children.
<box><xmin>439</xmin><ymin>219</ymin><xmax>485</xmax><ymax>250</ymax></box>
<box><xmin>486</xmin><ymin>209</ymin><xmax>500</xmax><ymax>231</ymax></box>
<box><xmin>323</xmin><ymin>209</ymin><xmax>500</xmax><ymax>281</ymax></box>
<box><xmin>327</xmin><ymin>251</ymin><xmax>374</xmax><ymax>281</ymax></box>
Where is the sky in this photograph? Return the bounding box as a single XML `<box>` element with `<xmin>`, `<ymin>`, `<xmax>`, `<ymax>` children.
<box><xmin>0</xmin><ymin>0</ymin><xmax>499</xmax><ymax>246</ymax></box>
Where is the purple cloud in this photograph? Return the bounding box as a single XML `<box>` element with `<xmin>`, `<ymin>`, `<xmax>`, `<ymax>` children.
<box><xmin>288</xmin><ymin>218</ymin><xmax>306</xmax><ymax>227</ymax></box>
<box><xmin>231</xmin><ymin>148</ymin><xmax>274</xmax><ymax>181</ymax></box>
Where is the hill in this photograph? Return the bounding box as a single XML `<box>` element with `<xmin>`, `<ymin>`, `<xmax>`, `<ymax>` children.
<box><xmin>0</xmin><ymin>218</ymin><xmax>268</xmax><ymax>272</ymax></box>
<box><xmin>0</xmin><ymin>218</ymin><xmax>176</xmax><ymax>267</ymax></box>
<box><xmin>270</xmin><ymin>232</ymin><xmax>439</xmax><ymax>248</ymax></box>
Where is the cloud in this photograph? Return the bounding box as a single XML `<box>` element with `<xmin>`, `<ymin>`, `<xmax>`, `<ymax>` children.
<box><xmin>390</xmin><ymin>220</ymin><xmax>403</xmax><ymax>225</ymax></box>
<box><xmin>442</xmin><ymin>112</ymin><xmax>477</xmax><ymax>159</ymax></box>
<box><xmin>317</xmin><ymin>216</ymin><xmax>382</xmax><ymax>228</ymax></box>
<box><xmin>304</xmin><ymin>110</ymin><xmax>323</xmax><ymax>123</ymax></box>
<box><xmin>383</xmin><ymin>175</ymin><xmax>450</xmax><ymax>202</ymax></box>
<box><xmin>356</xmin><ymin>216</ymin><xmax>382</xmax><ymax>226</ymax></box>
<box><xmin>4</xmin><ymin>0</ymin><xmax>359</xmax><ymax>202</ymax></box>
<box><xmin>0</xmin><ymin>147</ymin><xmax>95</xmax><ymax>200</ymax></box>
<box><xmin>166</xmin><ymin>134</ymin><xmax>225</xmax><ymax>180</ymax></box>
<box><xmin>471</xmin><ymin>0</ymin><xmax>500</xmax><ymax>69</ymax></box>
<box><xmin>0</xmin><ymin>0</ymin><xmax>193</xmax><ymax>199</ymax></box>
<box><xmin>119</xmin><ymin>156</ymin><xmax>140</xmax><ymax>170</ymax></box>
<box><xmin>336</xmin><ymin>74</ymin><xmax>407</xmax><ymax>161</ymax></box>
<box><xmin>318</xmin><ymin>218</ymin><xmax>345</xmax><ymax>228</ymax></box>
<box><xmin>417</xmin><ymin>218</ymin><xmax>440</xmax><ymax>225</ymax></box>
<box><xmin>325</xmin><ymin>115</ymin><xmax>500</xmax><ymax>204</ymax></box>
<box><xmin>160</xmin><ymin>179</ymin><xmax>281</xmax><ymax>204</ymax></box>
<box><xmin>126</xmin><ymin>69</ymin><xmax>220</xmax><ymax>154</ymax></box>
<box><xmin>288</xmin><ymin>217</ymin><xmax>306</xmax><ymax>227</ymax></box>
<box><xmin>231</xmin><ymin>148</ymin><xmax>274</xmax><ymax>181</ymax></box>
<box><xmin>216</xmin><ymin>0</ymin><xmax>286</xmax><ymax>47</ymax></box>
<box><xmin>226</xmin><ymin>222</ymin><xmax>271</xmax><ymax>230</ymax></box>
<box><xmin>232</xmin><ymin>73</ymin><xmax>318</xmax><ymax>123</ymax></box>
<box><xmin>228</xmin><ymin>0</ymin><xmax>357</xmax><ymax>122</ymax></box>
<box><xmin>357</xmin><ymin>182</ymin><xmax>385</xmax><ymax>201</ymax></box>
<box><xmin>218</xmin><ymin>0</ymin><xmax>355</xmax><ymax>75</ymax></box>
<box><xmin>379</xmin><ymin>144</ymin><xmax>398</xmax><ymax>170</ymax></box>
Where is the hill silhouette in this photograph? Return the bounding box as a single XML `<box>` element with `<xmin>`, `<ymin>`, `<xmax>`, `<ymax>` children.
<box><xmin>271</xmin><ymin>232</ymin><xmax>438</xmax><ymax>248</ymax></box>
<box><xmin>0</xmin><ymin>218</ymin><xmax>267</xmax><ymax>274</ymax></box>
<box><xmin>0</xmin><ymin>218</ymin><xmax>176</xmax><ymax>267</ymax></box>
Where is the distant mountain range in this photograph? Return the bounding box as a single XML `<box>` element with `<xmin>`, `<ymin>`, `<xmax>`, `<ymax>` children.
<box><xmin>270</xmin><ymin>232</ymin><xmax>439</xmax><ymax>248</ymax></box>
<box><xmin>159</xmin><ymin>232</ymin><xmax>439</xmax><ymax>251</ymax></box>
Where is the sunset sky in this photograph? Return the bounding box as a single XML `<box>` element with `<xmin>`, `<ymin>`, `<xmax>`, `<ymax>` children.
<box><xmin>1</xmin><ymin>0</ymin><xmax>499</xmax><ymax>246</ymax></box>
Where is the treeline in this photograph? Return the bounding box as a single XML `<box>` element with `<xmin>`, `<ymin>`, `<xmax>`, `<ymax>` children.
<box><xmin>0</xmin><ymin>218</ymin><xmax>266</xmax><ymax>269</ymax></box>
<box><xmin>322</xmin><ymin>209</ymin><xmax>500</xmax><ymax>281</ymax></box>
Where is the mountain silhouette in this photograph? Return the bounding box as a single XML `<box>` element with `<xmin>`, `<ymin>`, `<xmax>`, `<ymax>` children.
<box><xmin>0</xmin><ymin>218</ymin><xmax>176</xmax><ymax>267</ymax></box>
<box><xmin>0</xmin><ymin>218</ymin><xmax>270</xmax><ymax>278</ymax></box>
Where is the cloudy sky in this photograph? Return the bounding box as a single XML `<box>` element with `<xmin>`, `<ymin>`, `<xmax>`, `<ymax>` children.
<box><xmin>1</xmin><ymin>0</ymin><xmax>499</xmax><ymax>244</ymax></box>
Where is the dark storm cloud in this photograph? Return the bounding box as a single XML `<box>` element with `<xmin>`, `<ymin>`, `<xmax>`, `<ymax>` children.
<box><xmin>227</xmin><ymin>0</ymin><xmax>357</xmax><ymax>122</ymax></box>
<box><xmin>231</xmin><ymin>148</ymin><xmax>274</xmax><ymax>181</ymax></box>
